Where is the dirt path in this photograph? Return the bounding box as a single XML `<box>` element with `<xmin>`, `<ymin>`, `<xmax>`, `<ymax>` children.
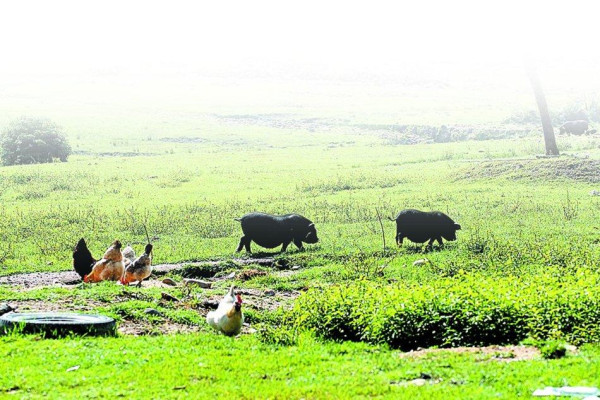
<box><xmin>0</xmin><ymin>257</ymin><xmax>277</xmax><ymax>288</ymax></box>
<box><xmin>3</xmin><ymin>283</ymin><xmax>300</xmax><ymax>336</ymax></box>
<box><xmin>398</xmin><ymin>345</ymin><xmax>541</xmax><ymax>362</ymax></box>
<box><xmin>0</xmin><ymin>256</ymin><xmax>305</xmax><ymax>336</ymax></box>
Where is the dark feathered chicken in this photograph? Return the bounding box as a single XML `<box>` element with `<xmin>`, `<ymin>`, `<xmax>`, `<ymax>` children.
<box><xmin>72</xmin><ymin>238</ymin><xmax>97</xmax><ymax>279</ymax></box>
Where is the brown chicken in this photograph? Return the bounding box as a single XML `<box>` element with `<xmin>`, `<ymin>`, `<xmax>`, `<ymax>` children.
<box><xmin>120</xmin><ymin>244</ymin><xmax>153</xmax><ymax>287</ymax></box>
<box><xmin>84</xmin><ymin>240</ymin><xmax>125</xmax><ymax>283</ymax></box>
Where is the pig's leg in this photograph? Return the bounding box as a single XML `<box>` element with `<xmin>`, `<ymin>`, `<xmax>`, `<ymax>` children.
<box><xmin>237</xmin><ymin>236</ymin><xmax>252</xmax><ymax>253</ymax></box>
<box><xmin>293</xmin><ymin>239</ymin><xmax>304</xmax><ymax>251</ymax></box>
<box><xmin>396</xmin><ymin>233</ymin><xmax>405</xmax><ymax>246</ymax></box>
<box><xmin>236</xmin><ymin>237</ymin><xmax>245</xmax><ymax>252</ymax></box>
<box><xmin>426</xmin><ymin>238</ymin><xmax>435</xmax><ymax>251</ymax></box>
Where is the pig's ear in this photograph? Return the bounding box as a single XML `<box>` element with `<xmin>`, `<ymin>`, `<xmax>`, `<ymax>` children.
<box><xmin>454</xmin><ymin>223</ymin><xmax>461</xmax><ymax>230</ymax></box>
<box><xmin>308</xmin><ymin>223</ymin><xmax>315</xmax><ymax>228</ymax></box>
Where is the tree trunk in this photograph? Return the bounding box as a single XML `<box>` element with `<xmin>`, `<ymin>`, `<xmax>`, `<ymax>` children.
<box><xmin>527</xmin><ymin>65</ymin><xmax>560</xmax><ymax>156</ymax></box>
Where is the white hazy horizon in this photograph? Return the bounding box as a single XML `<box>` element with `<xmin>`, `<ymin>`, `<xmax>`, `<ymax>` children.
<box><xmin>1</xmin><ymin>0</ymin><xmax>598</xmax><ymax>81</ymax></box>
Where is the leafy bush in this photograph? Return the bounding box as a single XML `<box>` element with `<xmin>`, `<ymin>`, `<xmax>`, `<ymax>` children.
<box><xmin>506</xmin><ymin>100</ymin><xmax>600</xmax><ymax>127</ymax></box>
<box><xmin>553</xmin><ymin>105</ymin><xmax>589</xmax><ymax>125</ymax></box>
<box><xmin>340</xmin><ymin>252</ymin><xmax>390</xmax><ymax>280</ymax></box>
<box><xmin>256</xmin><ymin>323</ymin><xmax>299</xmax><ymax>346</ymax></box>
<box><xmin>377</xmin><ymin>124</ymin><xmax>534</xmax><ymax>145</ymax></box>
<box><xmin>283</xmin><ymin>271</ymin><xmax>600</xmax><ymax>350</ymax></box>
<box><xmin>539</xmin><ymin>340</ymin><xmax>568</xmax><ymax>359</ymax></box>
<box><xmin>0</xmin><ymin>117</ymin><xmax>71</xmax><ymax>166</ymax></box>
<box><xmin>503</xmin><ymin>109</ymin><xmax>540</xmax><ymax>125</ymax></box>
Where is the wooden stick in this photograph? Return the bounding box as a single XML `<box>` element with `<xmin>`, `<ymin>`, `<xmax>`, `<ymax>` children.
<box><xmin>375</xmin><ymin>208</ymin><xmax>386</xmax><ymax>252</ymax></box>
<box><xmin>142</xmin><ymin>222</ymin><xmax>151</xmax><ymax>244</ymax></box>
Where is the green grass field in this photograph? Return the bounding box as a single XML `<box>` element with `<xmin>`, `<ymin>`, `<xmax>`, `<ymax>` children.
<box><xmin>2</xmin><ymin>77</ymin><xmax>600</xmax><ymax>398</ymax></box>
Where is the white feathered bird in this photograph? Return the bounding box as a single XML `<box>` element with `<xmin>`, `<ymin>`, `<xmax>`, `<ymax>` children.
<box><xmin>206</xmin><ymin>286</ymin><xmax>244</xmax><ymax>336</ymax></box>
<box><xmin>121</xmin><ymin>245</ymin><xmax>136</xmax><ymax>269</ymax></box>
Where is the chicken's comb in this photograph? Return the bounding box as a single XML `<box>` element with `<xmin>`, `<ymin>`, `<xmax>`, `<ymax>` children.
<box><xmin>236</xmin><ymin>294</ymin><xmax>243</xmax><ymax>304</ymax></box>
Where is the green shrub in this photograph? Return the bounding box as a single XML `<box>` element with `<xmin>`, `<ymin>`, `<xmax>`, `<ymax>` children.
<box><xmin>0</xmin><ymin>117</ymin><xmax>72</xmax><ymax>166</ymax></box>
<box><xmin>286</xmin><ymin>271</ymin><xmax>600</xmax><ymax>350</ymax></box>
<box><xmin>256</xmin><ymin>323</ymin><xmax>299</xmax><ymax>346</ymax></box>
<box><xmin>255</xmin><ymin>309</ymin><xmax>301</xmax><ymax>346</ymax></box>
<box><xmin>539</xmin><ymin>341</ymin><xmax>568</xmax><ymax>359</ymax></box>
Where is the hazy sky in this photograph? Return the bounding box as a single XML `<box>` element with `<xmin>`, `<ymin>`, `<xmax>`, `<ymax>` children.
<box><xmin>1</xmin><ymin>0</ymin><xmax>597</xmax><ymax>78</ymax></box>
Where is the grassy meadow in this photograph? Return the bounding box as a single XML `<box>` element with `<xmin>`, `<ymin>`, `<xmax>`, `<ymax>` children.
<box><xmin>2</xmin><ymin>75</ymin><xmax>600</xmax><ymax>398</ymax></box>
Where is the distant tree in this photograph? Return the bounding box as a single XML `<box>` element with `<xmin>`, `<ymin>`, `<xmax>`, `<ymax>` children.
<box><xmin>0</xmin><ymin>117</ymin><xmax>72</xmax><ymax>166</ymax></box>
<box><xmin>526</xmin><ymin>64</ymin><xmax>560</xmax><ymax>156</ymax></box>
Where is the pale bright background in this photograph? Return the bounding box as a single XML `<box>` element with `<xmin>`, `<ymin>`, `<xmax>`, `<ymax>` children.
<box><xmin>1</xmin><ymin>0</ymin><xmax>598</xmax><ymax>128</ymax></box>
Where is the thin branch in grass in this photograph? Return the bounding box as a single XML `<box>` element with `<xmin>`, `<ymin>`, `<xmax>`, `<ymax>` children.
<box><xmin>562</xmin><ymin>190</ymin><xmax>579</xmax><ymax>221</ymax></box>
<box><xmin>375</xmin><ymin>207</ymin><xmax>386</xmax><ymax>253</ymax></box>
<box><xmin>143</xmin><ymin>222</ymin><xmax>151</xmax><ymax>244</ymax></box>
<box><xmin>0</xmin><ymin>242</ymin><xmax>12</xmax><ymax>265</ymax></box>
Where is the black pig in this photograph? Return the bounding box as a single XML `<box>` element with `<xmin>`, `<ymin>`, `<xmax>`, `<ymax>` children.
<box><xmin>235</xmin><ymin>212</ymin><xmax>318</xmax><ymax>253</ymax></box>
<box><xmin>559</xmin><ymin>120</ymin><xmax>589</xmax><ymax>135</ymax></box>
<box><xmin>390</xmin><ymin>209</ymin><xmax>461</xmax><ymax>248</ymax></box>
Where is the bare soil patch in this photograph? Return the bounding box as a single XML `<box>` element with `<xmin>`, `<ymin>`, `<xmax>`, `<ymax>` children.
<box><xmin>152</xmin><ymin>257</ymin><xmax>275</xmax><ymax>277</ymax></box>
<box><xmin>399</xmin><ymin>345</ymin><xmax>540</xmax><ymax>362</ymax></box>
<box><xmin>0</xmin><ymin>271</ymin><xmax>81</xmax><ymax>288</ymax></box>
<box><xmin>5</xmin><ymin>299</ymin><xmax>105</xmax><ymax>314</ymax></box>
<box><xmin>226</xmin><ymin>288</ymin><xmax>300</xmax><ymax>312</ymax></box>
<box><xmin>237</xmin><ymin>269</ymin><xmax>268</xmax><ymax>281</ymax></box>
<box><xmin>0</xmin><ymin>257</ymin><xmax>302</xmax><ymax>336</ymax></box>
<box><xmin>6</xmin><ymin>300</ymin><xmax>200</xmax><ymax>336</ymax></box>
<box><xmin>0</xmin><ymin>257</ymin><xmax>277</xmax><ymax>289</ymax></box>
<box><xmin>117</xmin><ymin>320</ymin><xmax>200</xmax><ymax>336</ymax></box>
<box><xmin>3</xmin><ymin>299</ymin><xmax>255</xmax><ymax>336</ymax></box>
<box><xmin>459</xmin><ymin>158</ymin><xmax>600</xmax><ymax>183</ymax></box>
<box><xmin>159</xmin><ymin>136</ymin><xmax>206</xmax><ymax>143</ymax></box>
<box><xmin>197</xmin><ymin>287</ymin><xmax>300</xmax><ymax>313</ymax></box>
<box><xmin>1</xmin><ymin>279</ymin><xmax>300</xmax><ymax>336</ymax></box>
